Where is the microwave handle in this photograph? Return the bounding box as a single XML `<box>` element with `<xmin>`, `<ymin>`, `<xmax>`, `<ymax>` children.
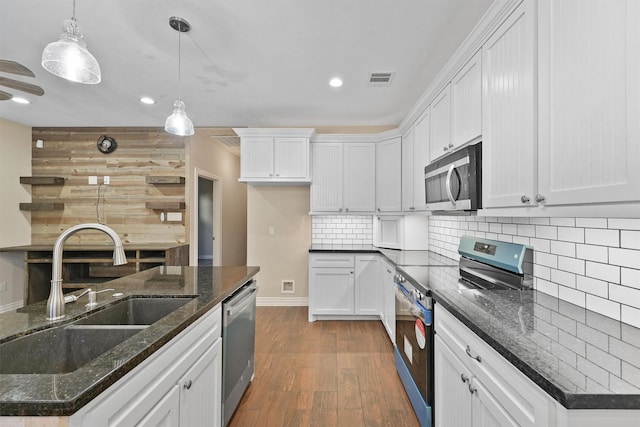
<box><xmin>445</xmin><ymin>164</ymin><xmax>456</xmax><ymax>205</ymax></box>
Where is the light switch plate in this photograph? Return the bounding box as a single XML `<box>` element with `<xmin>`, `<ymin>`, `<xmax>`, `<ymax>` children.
<box><xmin>167</xmin><ymin>212</ymin><xmax>182</xmax><ymax>222</ymax></box>
<box><xmin>88</xmin><ymin>176</ymin><xmax>98</xmax><ymax>185</ymax></box>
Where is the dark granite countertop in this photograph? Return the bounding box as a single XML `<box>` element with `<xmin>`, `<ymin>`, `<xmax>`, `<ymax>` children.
<box><xmin>0</xmin><ymin>265</ymin><xmax>259</xmax><ymax>416</ymax></box>
<box><xmin>309</xmin><ymin>245</ymin><xmax>458</xmax><ymax>267</ymax></box>
<box><xmin>397</xmin><ymin>265</ymin><xmax>640</xmax><ymax>410</ymax></box>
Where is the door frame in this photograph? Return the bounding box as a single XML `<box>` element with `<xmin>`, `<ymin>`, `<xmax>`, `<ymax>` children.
<box><xmin>190</xmin><ymin>168</ymin><xmax>222</xmax><ymax>266</ymax></box>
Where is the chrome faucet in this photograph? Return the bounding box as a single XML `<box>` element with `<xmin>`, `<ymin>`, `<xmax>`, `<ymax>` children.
<box><xmin>47</xmin><ymin>223</ymin><xmax>127</xmax><ymax>320</ymax></box>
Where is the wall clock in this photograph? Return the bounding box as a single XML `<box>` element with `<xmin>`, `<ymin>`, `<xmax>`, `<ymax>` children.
<box><xmin>97</xmin><ymin>135</ymin><xmax>117</xmax><ymax>154</ymax></box>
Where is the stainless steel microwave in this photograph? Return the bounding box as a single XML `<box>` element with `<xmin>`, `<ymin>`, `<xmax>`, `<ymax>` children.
<box><xmin>424</xmin><ymin>142</ymin><xmax>481</xmax><ymax>211</ymax></box>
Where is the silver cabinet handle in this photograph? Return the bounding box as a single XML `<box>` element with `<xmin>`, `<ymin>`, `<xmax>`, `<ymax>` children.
<box><xmin>377</xmin><ymin>208</ymin><xmax>381</xmax><ymax>212</ymax></box>
<box><xmin>443</xmin><ymin>146</ymin><xmax>448</xmax><ymax>152</ymax></box>
<box><xmin>275</xmin><ymin>173</ymin><xmax>280</xmax><ymax>177</ymax></box>
<box><xmin>183</xmin><ymin>380</ymin><xmax>193</xmax><ymax>390</ymax></box>
<box><xmin>448</xmin><ymin>143</ymin><xmax>454</xmax><ymax>149</ymax></box>
<box><xmin>465</xmin><ymin>345</ymin><xmax>482</xmax><ymax>363</ymax></box>
<box><xmin>468</xmin><ymin>383</ymin><xmax>477</xmax><ymax>394</ymax></box>
<box><xmin>445</xmin><ymin>164</ymin><xmax>456</xmax><ymax>206</ymax></box>
<box><xmin>521</xmin><ymin>195</ymin><xmax>530</xmax><ymax>204</ymax></box>
<box><xmin>339</xmin><ymin>208</ymin><xmax>343</xmax><ymax>212</ymax></box>
<box><xmin>460</xmin><ymin>373</ymin><xmax>469</xmax><ymax>383</ymax></box>
<box><xmin>345</xmin><ymin>208</ymin><xmax>349</xmax><ymax>212</ymax></box>
<box><xmin>535</xmin><ymin>194</ymin><xmax>546</xmax><ymax>203</ymax></box>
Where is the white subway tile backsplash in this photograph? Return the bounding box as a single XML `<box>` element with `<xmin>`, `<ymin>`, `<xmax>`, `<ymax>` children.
<box><xmin>586</xmin><ymin>262</ymin><xmax>620</xmax><ymax>284</ymax></box>
<box><xmin>576</xmin><ymin>244</ymin><xmax>608</xmax><ymax>263</ymax></box>
<box><xmin>585</xmin><ymin>229</ymin><xmax>620</xmax><ymax>247</ymax></box>
<box><xmin>311</xmin><ymin>215</ymin><xmax>373</xmax><ymax>245</ymax></box>
<box><xmin>609</xmin><ymin>248</ymin><xmax>640</xmax><ymax>269</ymax></box>
<box><xmin>608</xmin><ymin>218</ymin><xmax>640</xmax><ymax>230</ymax></box>
<box><xmin>576</xmin><ymin>218</ymin><xmax>608</xmax><ymax>229</ymax></box>
<box><xmin>621</xmin><ymin>231</ymin><xmax>640</xmax><ymax>250</ymax></box>
<box><xmin>428</xmin><ymin>215</ymin><xmax>640</xmax><ymax>326</ymax></box>
<box><xmin>576</xmin><ymin>276</ymin><xmax>609</xmax><ymax>298</ymax></box>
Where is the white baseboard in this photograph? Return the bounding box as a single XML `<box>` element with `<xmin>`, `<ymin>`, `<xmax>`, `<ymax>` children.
<box><xmin>257</xmin><ymin>297</ymin><xmax>308</xmax><ymax>307</ymax></box>
<box><xmin>0</xmin><ymin>300</ymin><xmax>23</xmax><ymax>314</ymax></box>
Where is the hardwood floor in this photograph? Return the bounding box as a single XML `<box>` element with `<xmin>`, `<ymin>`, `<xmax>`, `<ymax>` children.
<box><xmin>228</xmin><ymin>307</ymin><xmax>420</xmax><ymax>427</ymax></box>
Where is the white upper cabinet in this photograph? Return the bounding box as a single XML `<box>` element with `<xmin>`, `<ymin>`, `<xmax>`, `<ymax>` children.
<box><xmin>537</xmin><ymin>0</ymin><xmax>640</xmax><ymax>206</ymax></box>
<box><xmin>311</xmin><ymin>140</ymin><xmax>376</xmax><ymax>214</ymax></box>
<box><xmin>311</xmin><ymin>142</ymin><xmax>343</xmax><ymax>213</ymax></box>
<box><xmin>430</xmin><ymin>84</ymin><xmax>453</xmax><ymax>161</ymax></box>
<box><xmin>376</xmin><ymin>137</ymin><xmax>402</xmax><ymax>213</ymax></box>
<box><xmin>451</xmin><ymin>50</ymin><xmax>482</xmax><ymax>147</ymax></box>
<box><xmin>236</xmin><ymin>128</ymin><xmax>314</xmax><ymax>183</ymax></box>
<box><xmin>344</xmin><ymin>142</ymin><xmax>376</xmax><ymax>213</ymax></box>
<box><xmin>413</xmin><ymin>108</ymin><xmax>431</xmax><ymax>211</ymax></box>
<box><xmin>401</xmin><ymin>127</ymin><xmax>415</xmax><ymax>212</ymax></box>
<box><xmin>482</xmin><ymin>0</ymin><xmax>537</xmax><ymax>209</ymax></box>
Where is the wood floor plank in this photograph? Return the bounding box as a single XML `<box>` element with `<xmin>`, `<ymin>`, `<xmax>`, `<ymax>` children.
<box><xmin>309</xmin><ymin>391</ymin><xmax>337</xmax><ymax>427</ymax></box>
<box><xmin>337</xmin><ymin>367</ymin><xmax>362</xmax><ymax>410</ymax></box>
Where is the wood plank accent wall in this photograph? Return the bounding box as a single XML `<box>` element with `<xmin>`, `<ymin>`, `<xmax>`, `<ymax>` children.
<box><xmin>29</xmin><ymin>128</ymin><xmax>188</xmax><ymax>245</ymax></box>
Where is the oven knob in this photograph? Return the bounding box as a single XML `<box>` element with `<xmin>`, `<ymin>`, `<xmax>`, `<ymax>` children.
<box><xmin>398</xmin><ymin>275</ymin><xmax>406</xmax><ymax>283</ymax></box>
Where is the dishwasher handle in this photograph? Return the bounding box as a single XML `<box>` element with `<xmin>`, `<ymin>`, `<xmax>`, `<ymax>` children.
<box><xmin>225</xmin><ymin>282</ymin><xmax>257</xmax><ymax>318</ymax></box>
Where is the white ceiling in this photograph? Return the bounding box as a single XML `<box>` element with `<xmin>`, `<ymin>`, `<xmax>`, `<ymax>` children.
<box><xmin>0</xmin><ymin>0</ymin><xmax>493</xmax><ymax>129</ymax></box>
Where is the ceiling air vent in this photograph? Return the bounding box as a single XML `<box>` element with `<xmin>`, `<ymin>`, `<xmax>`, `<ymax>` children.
<box><xmin>368</xmin><ymin>72</ymin><xmax>395</xmax><ymax>87</ymax></box>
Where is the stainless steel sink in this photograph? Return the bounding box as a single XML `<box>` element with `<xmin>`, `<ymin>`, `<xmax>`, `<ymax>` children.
<box><xmin>0</xmin><ymin>296</ymin><xmax>195</xmax><ymax>375</ymax></box>
<box><xmin>74</xmin><ymin>297</ymin><xmax>195</xmax><ymax>326</ymax></box>
<box><xmin>0</xmin><ymin>324</ymin><xmax>145</xmax><ymax>374</ymax></box>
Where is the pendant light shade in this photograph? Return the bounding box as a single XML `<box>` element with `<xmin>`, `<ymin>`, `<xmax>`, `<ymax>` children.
<box><xmin>165</xmin><ymin>17</ymin><xmax>194</xmax><ymax>137</ymax></box>
<box><xmin>41</xmin><ymin>2</ymin><xmax>101</xmax><ymax>84</ymax></box>
<box><xmin>165</xmin><ymin>100</ymin><xmax>194</xmax><ymax>136</ymax></box>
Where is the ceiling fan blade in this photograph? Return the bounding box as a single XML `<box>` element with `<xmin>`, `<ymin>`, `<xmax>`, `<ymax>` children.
<box><xmin>0</xmin><ymin>90</ymin><xmax>12</xmax><ymax>101</ymax></box>
<box><xmin>0</xmin><ymin>77</ymin><xmax>44</xmax><ymax>96</ymax></box>
<box><xmin>0</xmin><ymin>60</ymin><xmax>35</xmax><ymax>78</ymax></box>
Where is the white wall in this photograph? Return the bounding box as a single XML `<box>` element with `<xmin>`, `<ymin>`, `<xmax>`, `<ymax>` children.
<box><xmin>429</xmin><ymin>215</ymin><xmax>640</xmax><ymax>327</ymax></box>
<box><xmin>0</xmin><ymin>118</ymin><xmax>32</xmax><ymax>311</ymax></box>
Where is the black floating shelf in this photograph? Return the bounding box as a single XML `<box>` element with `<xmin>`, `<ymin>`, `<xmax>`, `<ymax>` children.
<box><xmin>20</xmin><ymin>176</ymin><xmax>65</xmax><ymax>185</ymax></box>
<box><xmin>145</xmin><ymin>201</ymin><xmax>186</xmax><ymax>210</ymax></box>
<box><xmin>19</xmin><ymin>202</ymin><xmax>64</xmax><ymax>211</ymax></box>
<box><xmin>146</xmin><ymin>176</ymin><xmax>185</xmax><ymax>185</ymax></box>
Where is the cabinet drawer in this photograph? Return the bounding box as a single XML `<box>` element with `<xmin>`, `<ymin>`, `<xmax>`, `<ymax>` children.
<box><xmin>309</xmin><ymin>254</ymin><xmax>355</xmax><ymax>268</ymax></box>
<box><xmin>435</xmin><ymin>304</ymin><xmax>555</xmax><ymax>427</ymax></box>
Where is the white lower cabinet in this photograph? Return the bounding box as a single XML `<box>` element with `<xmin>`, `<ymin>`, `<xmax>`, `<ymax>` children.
<box><xmin>69</xmin><ymin>305</ymin><xmax>223</xmax><ymax>427</ymax></box>
<box><xmin>434</xmin><ymin>304</ymin><xmax>555</xmax><ymax>427</ymax></box>
<box><xmin>308</xmin><ymin>253</ymin><xmax>381</xmax><ymax>321</ymax></box>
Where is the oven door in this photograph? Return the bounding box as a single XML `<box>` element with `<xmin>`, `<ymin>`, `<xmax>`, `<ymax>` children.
<box><xmin>394</xmin><ymin>281</ymin><xmax>433</xmax><ymax>426</ymax></box>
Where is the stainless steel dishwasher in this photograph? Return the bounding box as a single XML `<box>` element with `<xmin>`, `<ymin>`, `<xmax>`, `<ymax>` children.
<box><xmin>222</xmin><ymin>280</ymin><xmax>257</xmax><ymax>426</ymax></box>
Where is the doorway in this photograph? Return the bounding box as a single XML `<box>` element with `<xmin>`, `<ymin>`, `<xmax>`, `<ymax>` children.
<box><xmin>191</xmin><ymin>169</ymin><xmax>222</xmax><ymax>266</ymax></box>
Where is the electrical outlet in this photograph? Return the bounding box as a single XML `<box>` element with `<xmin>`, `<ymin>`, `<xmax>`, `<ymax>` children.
<box><xmin>281</xmin><ymin>280</ymin><xmax>295</xmax><ymax>294</ymax></box>
<box><xmin>0</xmin><ymin>281</ymin><xmax>7</xmax><ymax>293</ymax></box>
<box><xmin>103</xmin><ymin>176</ymin><xmax>110</xmax><ymax>185</ymax></box>
<box><xmin>88</xmin><ymin>176</ymin><xmax>98</xmax><ymax>185</ymax></box>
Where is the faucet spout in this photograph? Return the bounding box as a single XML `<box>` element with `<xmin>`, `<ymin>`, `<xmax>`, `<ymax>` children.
<box><xmin>47</xmin><ymin>223</ymin><xmax>127</xmax><ymax>321</ymax></box>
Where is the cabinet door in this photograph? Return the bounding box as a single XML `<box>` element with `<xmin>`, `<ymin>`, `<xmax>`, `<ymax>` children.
<box><xmin>452</xmin><ymin>50</ymin><xmax>482</xmax><ymax>148</ymax></box>
<box><xmin>430</xmin><ymin>84</ymin><xmax>452</xmax><ymax>161</ymax></box>
<box><xmin>273</xmin><ymin>137</ymin><xmax>309</xmax><ymax>179</ymax></box>
<box><xmin>537</xmin><ymin>0</ymin><xmax>640</xmax><ymax>205</ymax></box>
<box><xmin>402</xmin><ymin>127</ymin><xmax>415</xmax><ymax>212</ymax></box>
<box><xmin>343</xmin><ymin>142</ymin><xmax>376</xmax><ymax>213</ymax></box>
<box><xmin>311</xmin><ymin>143</ymin><xmax>343</xmax><ymax>213</ymax></box>
<box><xmin>413</xmin><ymin>108</ymin><xmax>431</xmax><ymax>211</ymax></box>
<box><xmin>381</xmin><ymin>260</ymin><xmax>395</xmax><ymax>343</ymax></box>
<box><xmin>354</xmin><ymin>255</ymin><xmax>379</xmax><ymax>315</ymax></box>
<box><xmin>470</xmin><ymin>378</ymin><xmax>519</xmax><ymax>427</ymax></box>
<box><xmin>240</xmin><ymin>137</ymin><xmax>274</xmax><ymax>178</ymax></box>
<box><xmin>434</xmin><ymin>335</ymin><xmax>472</xmax><ymax>427</ymax></box>
<box><xmin>137</xmin><ymin>386</ymin><xmax>180</xmax><ymax>427</ymax></box>
<box><xmin>309</xmin><ymin>267</ymin><xmax>355</xmax><ymax>316</ymax></box>
<box><xmin>482</xmin><ymin>0</ymin><xmax>537</xmax><ymax>208</ymax></box>
<box><xmin>376</xmin><ymin>137</ymin><xmax>402</xmax><ymax>212</ymax></box>
<box><xmin>179</xmin><ymin>337</ymin><xmax>223</xmax><ymax>427</ymax></box>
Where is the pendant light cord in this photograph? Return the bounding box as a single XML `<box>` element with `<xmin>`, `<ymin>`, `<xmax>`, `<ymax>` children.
<box><xmin>178</xmin><ymin>31</ymin><xmax>182</xmax><ymax>101</ymax></box>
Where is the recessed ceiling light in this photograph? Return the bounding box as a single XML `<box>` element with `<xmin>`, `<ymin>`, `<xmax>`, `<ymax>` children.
<box><xmin>329</xmin><ymin>77</ymin><xmax>343</xmax><ymax>88</ymax></box>
<box><xmin>140</xmin><ymin>96</ymin><xmax>155</xmax><ymax>105</ymax></box>
<box><xmin>11</xmin><ymin>97</ymin><xmax>30</xmax><ymax>104</ymax></box>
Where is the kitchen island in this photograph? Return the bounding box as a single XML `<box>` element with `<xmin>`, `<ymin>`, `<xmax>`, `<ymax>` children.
<box><xmin>0</xmin><ymin>265</ymin><xmax>259</xmax><ymax>424</ymax></box>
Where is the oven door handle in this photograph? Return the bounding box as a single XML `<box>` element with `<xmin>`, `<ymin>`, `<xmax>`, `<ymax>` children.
<box><xmin>445</xmin><ymin>164</ymin><xmax>456</xmax><ymax>205</ymax></box>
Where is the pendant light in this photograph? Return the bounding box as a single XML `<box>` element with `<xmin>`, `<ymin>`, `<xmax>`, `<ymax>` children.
<box><xmin>41</xmin><ymin>0</ymin><xmax>101</xmax><ymax>84</ymax></box>
<box><xmin>164</xmin><ymin>17</ymin><xmax>194</xmax><ymax>137</ymax></box>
